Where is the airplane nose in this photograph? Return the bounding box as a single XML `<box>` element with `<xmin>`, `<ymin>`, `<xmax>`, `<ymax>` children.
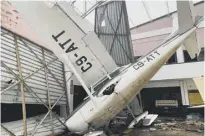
<box><xmin>65</xmin><ymin>111</ymin><xmax>89</xmax><ymax>134</ymax></box>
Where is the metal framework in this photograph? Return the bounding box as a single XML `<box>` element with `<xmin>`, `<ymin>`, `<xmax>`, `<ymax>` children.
<box><xmin>94</xmin><ymin>1</ymin><xmax>134</xmax><ymax>66</ymax></box>
<box><xmin>1</xmin><ymin>28</ymin><xmax>73</xmax><ymax>136</ymax></box>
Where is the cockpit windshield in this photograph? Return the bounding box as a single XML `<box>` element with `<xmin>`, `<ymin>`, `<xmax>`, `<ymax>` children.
<box><xmin>91</xmin><ymin>76</ymin><xmax>110</xmax><ymax>93</ymax></box>
<box><xmin>90</xmin><ymin>66</ymin><xmax>128</xmax><ymax>93</ymax></box>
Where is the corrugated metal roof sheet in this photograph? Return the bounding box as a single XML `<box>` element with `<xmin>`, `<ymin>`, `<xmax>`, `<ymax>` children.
<box><xmin>1</xmin><ymin>113</ymin><xmax>66</xmax><ymax>136</ymax></box>
<box><xmin>1</xmin><ymin>28</ymin><xmax>67</xmax><ymax>105</ymax></box>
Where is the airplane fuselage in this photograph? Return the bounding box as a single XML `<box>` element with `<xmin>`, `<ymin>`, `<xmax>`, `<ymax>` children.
<box><xmin>9</xmin><ymin>1</ymin><xmax>201</xmax><ymax>136</ymax></box>
<box><xmin>65</xmin><ymin>27</ymin><xmax>196</xmax><ymax>134</ymax></box>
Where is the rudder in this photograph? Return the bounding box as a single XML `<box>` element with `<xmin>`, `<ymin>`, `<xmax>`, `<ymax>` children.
<box><xmin>177</xmin><ymin>1</ymin><xmax>201</xmax><ymax>58</ymax></box>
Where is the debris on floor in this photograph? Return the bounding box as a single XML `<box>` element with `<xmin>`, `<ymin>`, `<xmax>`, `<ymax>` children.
<box><xmin>186</xmin><ymin>113</ymin><xmax>201</xmax><ymax>121</ymax></box>
<box><xmin>129</xmin><ymin>115</ymin><xmax>204</xmax><ymax>136</ymax></box>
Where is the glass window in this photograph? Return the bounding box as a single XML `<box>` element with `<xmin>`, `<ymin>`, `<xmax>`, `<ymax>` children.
<box><xmin>134</xmin><ymin>56</ymin><xmax>142</xmax><ymax>62</ymax></box>
<box><xmin>183</xmin><ymin>50</ymin><xmax>197</xmax><ymax>62</ymax></box>
<box><xmin>110</xmin><ymin>67</ymin><xmax>125</xmax><ymax>78</ymax></box>
<box><xmin>183</xmin><ymin>47</ymin><xmax>204</xmax><ymax>62</ymax></box>
<box><xmin>197</xmin><ymin>47</ymin><xmax>204</xmax><ymax>61</ymax></box>
<box><xmin>93</xmin><ymin>77</ymin><xmax>110</xmax><ymax>92</ymax></box>
<box><xmin>91</xmin><ymin>67</ymin><xmax>126</xmax><ymax>92</ymax></box>
<box><xmin>166</xmin><ymin>53</ymin><xmax>178</xmax><ymax>64</ymax></box>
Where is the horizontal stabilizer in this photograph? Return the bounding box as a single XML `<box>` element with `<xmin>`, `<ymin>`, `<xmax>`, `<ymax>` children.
<box><xmin>183</xmin><ymin>32</ymin><xmax>200</xmax><ymax>58</ymax></box>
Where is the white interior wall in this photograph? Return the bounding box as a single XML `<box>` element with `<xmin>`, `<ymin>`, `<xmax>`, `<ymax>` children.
<box><xmin>145</xmin><ymin>79</ymin><xmax>198</xmax><ymax>106</ymax></box>
<box><xmin>145</xmin><ymin>80</ymin><xmax>180</xmax><ymax>88</ymax></box>
<box><xmin>179</xmin><ymin>80</ymin><xmax>190</xmax><ymax>105</ymax></box>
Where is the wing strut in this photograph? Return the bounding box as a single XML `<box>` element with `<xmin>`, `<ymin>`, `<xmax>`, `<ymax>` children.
<box><xmin>66</xmin><ymin>55</ymin><xmax>98</xmax><ymax>106</ymax></box>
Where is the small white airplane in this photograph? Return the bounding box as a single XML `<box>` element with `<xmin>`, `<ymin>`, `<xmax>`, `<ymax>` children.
<box><xmin>10</xmin><ymin>1</ymin><xmax>203</xmax><ymax>135</ymax></box>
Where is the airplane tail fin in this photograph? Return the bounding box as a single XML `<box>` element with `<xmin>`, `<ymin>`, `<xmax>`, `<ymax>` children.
<box><xmin>177</xmin><ymin>1</ymin><xmax>201</xmax><ymax>58</ymax></box>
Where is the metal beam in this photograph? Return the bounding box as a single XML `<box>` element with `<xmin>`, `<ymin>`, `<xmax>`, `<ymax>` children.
<box><xmin>1</xmin><ymin>58</ymin><xmax>58</xmax><ymax>94</ymax></box>
<box><xmin>2</xmin><ymin>58</ymin><xmax>68</xmax><ymax>133</ymax></box>
<box><xmin>31</xmin><ymin>91</ymin><xmax>66</xmax><ymax>136</ymax></box>
<box><xmin>14</xmin><ymin>36</ymin><xmax>27</xmax><ymax>136</ymax></box>
<box><xmin>81</xmin><ymin>1</ymin><xmax>106</xmax><ymax>19</ymax></box>
<box><xmin>63</xmin><ymin>64</ymin><xmax>74</xmax><ymax>115</ymax></box>
<box><xmin>20</xmin><ymin>38</ymin><xmax>65</xmax><ymax>89</ymax></box>
<box><xmin>1</xmin><ymin>61</ymin><xmax>49</xmax><ymax>108</ymax></box>
<box><xmin>42</xmin><ymin>48</ymin><xmax>54</xmax><ymax>134</ymax></box>
<box><xmin>1</xmin><ymin>125</ymin><xmax>16</xmax><ymax>136</ymax></box>
<box><xmin>1</xmin><ymin>61</ymin><xmax>67</xmax><ymax>129</ymax></box>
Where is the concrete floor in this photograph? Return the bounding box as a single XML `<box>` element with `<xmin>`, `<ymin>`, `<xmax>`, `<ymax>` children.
<box><xmin>129</xmin><ymin>129</ymin><xmax>203</xmax><ymax>136</ymax></box>
<box><xmin>62</xmin><ymin>116</ymin><xmax>204</xmax><ymax>136</ymax></box>
<box><xmin>112</xmin><ymin>116</ymin><xmax>204</xmax><ymax>136</ymax></box>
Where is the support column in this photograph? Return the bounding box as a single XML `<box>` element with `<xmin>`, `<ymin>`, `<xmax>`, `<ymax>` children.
<box><xmin>42</xmin><ymin>48</ymin><xmax>53</xmax><ymax>134</ymax></box>
<box><xmin>176</xmin><ymin>46</ymin><xmax>185</xmax><ymax>63</ymax></box>
<box><xmin>179</xmin><ymin>81</ymin><xmax>189</xmax><ymax>105</ymax></box>
<box><xmin>172</xmin><ymin>12</ymin><xmax>185</xmax><ymax>64</ymax></box>
<box><xmin>64</xmin><ymin>65</ymin><xmax>74</xmax><ymax>114</ymax></box>
<box><xmin>15</xmin><ymin>36</ymin><xmax>27</xmax><ymax>136</ymax></box>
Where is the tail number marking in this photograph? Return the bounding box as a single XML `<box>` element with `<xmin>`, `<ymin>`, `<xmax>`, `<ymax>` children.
<box><xmin>52</xmin><ymin>30</ymin><xmax>92</xmax><ymax>73</ymax></box>
<box><xmin>133</xmin><ymin>50</ymin><xmax>160</xmax><ymax>70</ymax></box>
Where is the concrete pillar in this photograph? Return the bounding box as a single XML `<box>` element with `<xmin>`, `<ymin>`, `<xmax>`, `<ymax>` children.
<box><xmin>179</xmin><ymin>81</ymin><xmax>189</xmax><ymax>105</ymax></box>
<box><xmin>172</xmin><ymin>13</ymin><xmax>178</xmax><ymax>32</ymax></box>
<box><xmin>176</xmin><ymin>46</ymin><xmax>185</xmax><ymax>63</ymax></box>
<box><xmin>172</xmin><ymin>13</ymin><xmax>185</xmax><ymax>64</ymax></box>
<box><xmin>64</xmin><ymin>65</ymin><xmax>74</xmax><ymax>114</ymax></box>
<box><xmin>60</xmin><ymin>65</ymin><xmax>74</xmax><ymax>118</ymax></box>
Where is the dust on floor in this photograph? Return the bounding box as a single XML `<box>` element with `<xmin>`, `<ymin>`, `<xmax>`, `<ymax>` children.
<box><xmin>127</xmin><ymin>117</ymin><xmax>204</xmax><ymax>136</ymax></box>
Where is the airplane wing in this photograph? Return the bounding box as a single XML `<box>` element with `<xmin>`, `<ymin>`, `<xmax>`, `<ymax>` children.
<box><xmin>10</xmin><ymin>1</ymin><xmax>118</xmax><ymax>88</ymax></box>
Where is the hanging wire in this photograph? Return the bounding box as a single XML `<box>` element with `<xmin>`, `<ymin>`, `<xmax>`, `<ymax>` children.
<box><xmin>70</xmin><ymin>0</ymin><xmax>76</xmax><ymax>7</ymax></box>
<box><xmin>128</xmin><ymin>16</ymin><xmax>135</xmax><ymax>27</ymax></box>
<box><xmin>81</xmin><ymin>1</ymin><xmax>107</xmax><ymax>18</ymax></box>
<box><xmin>165</xmin><ymin>0</ymin><xmax>170</xmax><ymax>14</ymax></box>
<box><xmin>141</xmin><ymin>0</ymin><xmax>152</xmax><ymax>21</ymax></box>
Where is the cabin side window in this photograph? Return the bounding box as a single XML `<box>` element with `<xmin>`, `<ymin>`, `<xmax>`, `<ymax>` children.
<box><xmin>91</xmin><ymin>67</ymin><xmax>126</xmax><ymax>92</ymax></box>
<box><xmin>197</xmin><ymin>47</ymin><xmax>204</xmax><ymax>61</ymax></box>
<box><xmin>166</xmin><ymin>53</ymin><xmax>178</xmax><ymax>64</ymax></box>
<box><xmin>92</xmin><ymin>77</ymin><xmax>110</xmax><ymax>92</ymax></box>
<box><xmin>110</xmin><ymin>67</ymin><xmax>124</xmax><ymax>78</ymax></box>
